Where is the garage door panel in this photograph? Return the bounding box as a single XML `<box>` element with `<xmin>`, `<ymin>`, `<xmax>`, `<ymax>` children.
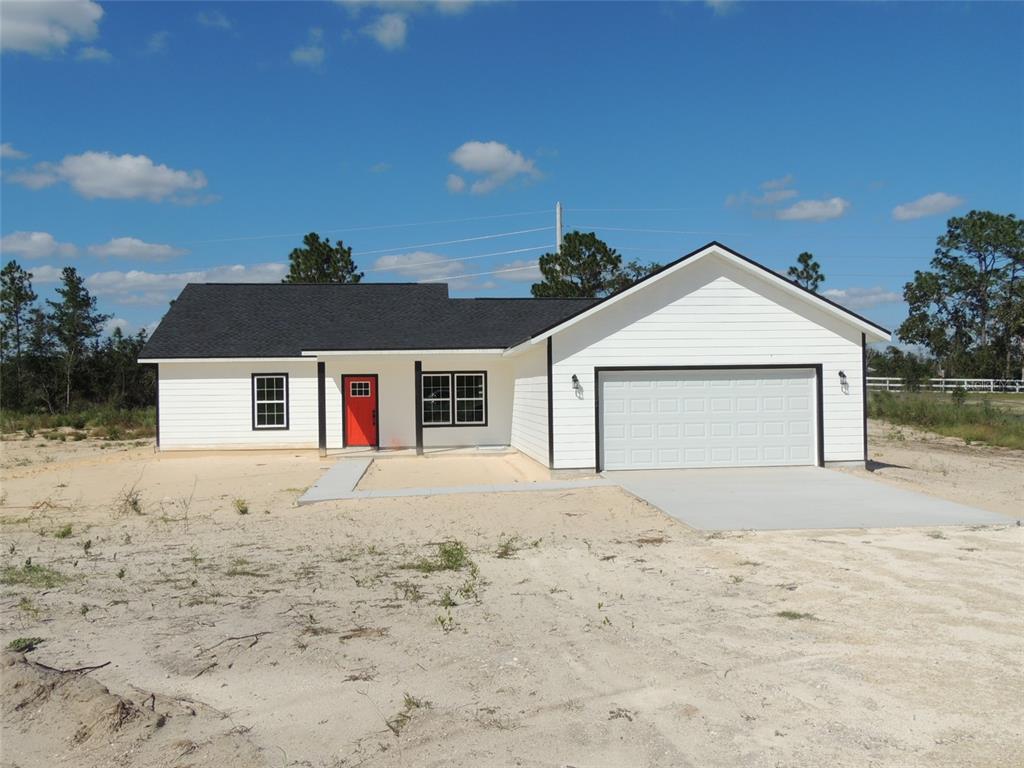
<box><xmin>601</xmin><ymin>368</ymin><xmax>816</xmax><ymax>470</ymax></box>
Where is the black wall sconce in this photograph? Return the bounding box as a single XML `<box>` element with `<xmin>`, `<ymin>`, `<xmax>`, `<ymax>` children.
<box><xmin>838</xmin><ymin>369</ymin><xmax>849</xmax><ymax>394</ymax></box>
<box><xmin>571</xmin><ymin>374</ymin><xmax>584</xmax><ymax>398</ymax></box>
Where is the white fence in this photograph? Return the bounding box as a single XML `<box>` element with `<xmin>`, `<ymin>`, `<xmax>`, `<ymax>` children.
<box><xmin>867</xmin><ymin>377</ymin><xmax>1024</xmax><ymax>393</ymax></box>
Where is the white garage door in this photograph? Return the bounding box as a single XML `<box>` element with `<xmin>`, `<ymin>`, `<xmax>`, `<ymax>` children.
<box><xmin>600</xmin><ymin>368</ymin><xmax>817</xmax><ymax>470</ymax></box>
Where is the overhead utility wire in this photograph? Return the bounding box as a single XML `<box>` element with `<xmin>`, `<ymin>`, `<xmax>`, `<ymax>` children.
<box><xmin>365</xmin><ymin>245</ymin><xmax>549</xmax><ymax>274</ymax></box>
<box><xmin>355</xmin><ymin>227</ymin><xmax>550</xmax><ymax>256</ymax></box>
<box><xmin>182</xmin><ymin>209</ymin><xmax>550</xmax><ymax>245</ymax></box>
<box><xmin>421</xmin><ymin>263</ymin><xmax>540</xmax><ymax>283</ymax></box>
<box><xmin>575</xmin><ymin>224</ymin><xmax>935</xmax><ymax>240</ymax></box>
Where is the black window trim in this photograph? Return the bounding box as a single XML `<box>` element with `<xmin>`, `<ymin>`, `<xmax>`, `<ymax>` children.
<box><xmin>252</xmin><ymin>372</ymin><xmax>290</xmax><ymax>431</ymax></box>
<box><xmin>421</xmin><ymin>370</ymin><xmax>488</xmax><ymax>428</ymax></box>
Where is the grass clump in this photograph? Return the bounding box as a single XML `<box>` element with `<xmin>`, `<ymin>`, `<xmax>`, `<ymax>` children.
<box><xmin>869</xmin><ymin>391</ymin><xmax>1024</xmax><ymax>450</ymax></box>
<box><xmin>54</xmin><ymin>523</ymin><xmax>73</xmax><ymax>539</ymax></box>
<box><xmin>776</xmin><ymin>610</ymin><xmax>817</xmax><ymax>621</ymax></box>
<box><xmin>1</xmin><ymin>407</ymin><xmax>156</xmax><ymax>439</ymax></box>
<box><xmin>6</xmin><ymin>637</ymin><xmax>44</xmax><ymax>653</ymax></box>
<box><xmin>1</xmin><ymin>559</ymin><xmax>67</xmax><ymax>589</ymax></box>
<box><xmin>400</xmin><ymin>540</ymin><xmax>471</xmax><ymax>573</ymax></box>
<box><xmin>233</xmin><ymin>498</ymin><xmax>249</xmax><ymax>515</ymax></box>
<box><xmin>224</xmin><ymin>557</ymin><xmax>265</xmax><ymax>577</ymax></box>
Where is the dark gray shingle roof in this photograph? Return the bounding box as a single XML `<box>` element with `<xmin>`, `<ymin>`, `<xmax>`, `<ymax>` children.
<box><xmin>140</xmin><ymin>283</ymin><xmax>597</xmax><ymax>358</ymax></box>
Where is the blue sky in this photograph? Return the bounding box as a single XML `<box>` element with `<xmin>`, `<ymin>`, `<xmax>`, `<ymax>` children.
<box><xmin>1</xmin><ymin>1</ymin><xmax>1022</xmax><ymax>338</ymax></box>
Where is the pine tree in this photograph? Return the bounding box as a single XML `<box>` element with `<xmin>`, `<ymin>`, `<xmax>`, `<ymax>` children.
<box><xmin>0</xmin><ymin>260</ymin><xmax>39</xmax><ymax>408</ymax></box>
<box><xmin>787</xmin><ymin>252</ymin><xmax>825</xmax><ymax>293</ymax></box>
<box><xmin>46</xmin><ymin>267</ymin><xmax>111</xmax><ymax>412</ymax></box>
<box><xmin>282</xmin><ymin>232</ymin><xmax>363</xmax><ymax>283</ymax></box>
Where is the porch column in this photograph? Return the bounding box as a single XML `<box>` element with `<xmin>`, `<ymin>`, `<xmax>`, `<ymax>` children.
<box><xmin>414</xmin><ymin>360</ymin><xmax>423</xmax><ymax>455</ymax></box>
<box><xmin>317</xmin><ymin>361</ymin><xmax>327</xmax><ymax>457</ymax></box>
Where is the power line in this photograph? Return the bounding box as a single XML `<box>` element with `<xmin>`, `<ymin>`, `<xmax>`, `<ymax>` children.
<box><xmin>182</xmin><ymin>209</ymin><xmax>550</xmax><ymax>245</ymax></box>
<box><xmin>421</xmin><ymin>263</ymin><xmax>539</xmax><ymax>283</ymax></box>
<box><xmin>574</xmin><ymin>224</ymin><xmax>936</xmax><ymax>240</ymax></box>
<box><xmin>365</xmin><ymin>245</ymin><xmax>548</xmax><ymax>274</ymax></box>
<box><xmin>355</xmin><ymin>227</ymin><xmax>550</xmax><ymax>257</ymax></box>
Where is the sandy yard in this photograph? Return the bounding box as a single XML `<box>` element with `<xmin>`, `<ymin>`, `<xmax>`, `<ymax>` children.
<box><xmin>1</xmin><ymin>424</ymin><xmax>1022</xmax><ymax>768</ymax></box>
<box><xmin>357</xmin><ymin>451</ymin><xmax>558</xmax><ymax>490</ymax></box>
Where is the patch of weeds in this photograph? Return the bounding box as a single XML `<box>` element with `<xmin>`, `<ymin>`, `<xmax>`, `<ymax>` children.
<box><xmin>82</xmin><ymin>539</ymin><xmax>92</xmax><ymax>554</ymax></box>
<box><xmin>224</xmin><ymin>557</ymin><xmax>266</xmax><ymax>578</ymax></box>
<box><xmin>437</xmin><ymin>588</ymin><xmax>458</xmax><ymax>608</ymax></box>
<box><xmin>608</xmin><ymin>707</ymin><xmax>634</xmax><ymax>722</ymax></box>
<box><xmin>18</xmin><ymin>596</ymin><xmax>39</xmax><ymax>618</ymax></box>
<box><xmin>338</xmin><ymin>626</ymin><xmax>388</xmax><ymax>641</ymax></box>
<box><xmin>927</xmin><ymin>531</ymin><xmax>947</xmax><ymax>540</ymax></box>
<box><xmin>737</xmin><ymin>560</ymin><xmax>762</xmax><ymax>567</ymax></box>
<box><xmin>233</xmin><ymin>498</ymin><xmax>249</xmax><ymax>515</ymax></box>
<box><xmin>457</xmin><ymin>562</ymin><xmax>482</xmax><ymax>602</ymax></box>
<box><xmin>295</xmin><ymin>563</ymin><xmax>318</xmax><ymax>580</ymax></box>
<box><xmin>387</xmin><ymin>693</ymin><xmax>433</xmax><ymax>736</ymax></box>
<box><xmin>116</xmin><ymin>568</ymin><xmax>126</xmax><ymax>579</ymax></box>
<box><xmin>495</xmin><ymin>534</ymin><xmax>522</xmax><ymax>559</ymax></box>
<box><xmin>114</xmin><ymin>485</ymin><xmax>143</xmax><ymax>516</ymax></box>
<box><xmin>400</xmin><ymin>540</ymin><xmax>471</xmax><ymax>573</ymax></box>
<box><xmin>80</xmin><ymin>603</ymin><xmax>90</xmax><ymax>616</ymax></box>
<box><xmin>730</xmin><ymin>575</ymin><xmax>744</xmax><ymax>584</ymax></box>
<box><xmin>300</xmin><ymin>613</ymin><xmax>335</xmax><ymax>636</ymax></box>
<box><xmin>1</xmin><ymin>559</ymin><xmax>67</xmax><ymax>588</ymax></box>
<box><xmin>776</xmin><ymin>610</ymin><xmax>817</xmax><ymax>621</ymax></box>
<box><xmin>635</xmin><ymin>534</ymin><xmax>668</xmax><ymax>546</ymax></box>
<box><xmin>54</xmin><ymin>523</ymin><xmax>73</xmax><ymax>539</ymax></box>
<box><xmin>394</xmin><ymin>581</ymin><xmax>424</xmax><ymax>602</ymax></box>
<box><xmin>6</xmin><ymin>637</ymin><xmax>44</xmax><ymax>653</ymax></box>
<box><xmin>435</xmin><ymin>609</ymin><xmax>455</xmax><ymax>633</ymax></box>
<box><xmin>601</xmin><ymin>615</ymin><xmax>612</xmax><ymax>627</ymax></box>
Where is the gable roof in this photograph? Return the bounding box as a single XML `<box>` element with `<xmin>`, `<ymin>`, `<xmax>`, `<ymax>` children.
<box><xmin>504</xmin><ymin>241</ymin><xmax>892</xmax><ymax>352</ymax></box>
<box><xmin>139</xmin><ymin>282</ymin><xmax>597</xmax><ymax>359</ymax></box>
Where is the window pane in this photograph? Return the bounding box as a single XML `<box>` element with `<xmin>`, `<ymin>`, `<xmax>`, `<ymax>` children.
<box><xmin>423</xmin><ymin>398</ymin><xmax>450</xmax><ymax>424</ymax></box>
<box><xmin>455</xmin><ymin>374</ymin><xmax>484</xmax><ymax>399</ymax></box>
<box><xmin>455</xmin><ymin>399</ymin><xmax>484</xmax><ymax>424</ymax></box>
<box><xmin>422</xmin><ymin>374</ymin><xmax>450</xmax><ymax>399</ymax></box>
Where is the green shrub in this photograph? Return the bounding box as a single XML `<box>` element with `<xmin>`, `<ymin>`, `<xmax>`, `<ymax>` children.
<box><xmin>6</xmin><ymin>637</ymin><xmax>44</xmax><ymax>653</ymax></box>
<box><xmin>869</xmin><ymin>391</ymin><xmax>1024</xmax><ymax>450</ymax></box>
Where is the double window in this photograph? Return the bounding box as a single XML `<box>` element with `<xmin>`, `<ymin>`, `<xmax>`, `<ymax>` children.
<box><xmin>421</xmin><ymin>371</ymin><xmax>486</xmax><ymax>426</ymax></box>
<box><xmin>252</xmin><ymin>373</ymin><xmax>289</xmax><ymax>429</ymax></box>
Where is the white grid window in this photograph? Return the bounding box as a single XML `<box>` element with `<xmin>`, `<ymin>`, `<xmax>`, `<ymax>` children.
<box><xmin>454</xmin><ymin>373</ymin><xmax>485</xmax><ymax>425</ymax></box>
<box><xmin>421</xmin><ymin>374</ymin><xmax>451</xmax><ymax>425</ymax></box>
<box><xmin>253</xmin><ymin>374</ymin><xmax>288</xmax><ymax>429</ymax></box>
<box><xmin>421</xmin><ymin>372</ymin><xmax>486</xmax><ymax>426</ymax></box>
<box><xmin>350</xmin><ymin>381</ymin><xmax>371</xmax><ymax>397</ymax></box>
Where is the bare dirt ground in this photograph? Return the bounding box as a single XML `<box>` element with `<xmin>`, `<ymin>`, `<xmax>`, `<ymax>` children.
<box><xmin>840</xmin><ymin>419</ymin><xmax>1024</xmax><ymax>517</ymax></box>
<box><xmin>358</xmin><ymin>452</ymin><xmax>556</xmax><ymax>490</ymax></box>
<box><xmin>1</xmin><ymin>431</ymin><xmax>1022</xmax><ymax>768</ymax></box>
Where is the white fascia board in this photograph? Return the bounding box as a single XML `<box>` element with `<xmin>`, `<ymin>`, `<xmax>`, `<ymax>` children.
<box><xmin>504</xmin><ymin>245</ymin><xmax>891</xmax><ymax>352</ymax></box>
<box><xmin>302</xmin><ymin>349</ymin><xmax>505</xmax><ymax>356</ymax></box>
<box><xmin>137</xmin><ymin>357</ymin><xmax>310</xmax><ymax>364</ymax></box>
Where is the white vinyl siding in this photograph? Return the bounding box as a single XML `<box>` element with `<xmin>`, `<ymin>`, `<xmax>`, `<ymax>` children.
<box><xmin>158</xmin><ymin>361</ymin><xmax>317</xmax><ymax>449</ymax></box>
<box><xmin>510</xmin><ymin>343</ymin><xmax>549</xmax><ymax>466</ymax></box>
<box><xmin>550</xmin><ymin>256</ymin><xmax>865</xmax><ymax>469</ymax></box>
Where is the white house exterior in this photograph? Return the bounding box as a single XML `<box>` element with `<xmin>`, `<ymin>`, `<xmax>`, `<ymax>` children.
<box><xmin>139</xmin><ymin>243</ymin><xmax>890</xmax><ymax>470</ymax></box>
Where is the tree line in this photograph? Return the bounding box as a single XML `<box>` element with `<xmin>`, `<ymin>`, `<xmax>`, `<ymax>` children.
<box><xmin>1</xmin><ymin>263</ymin><xmax>153</xmax><ymax>414</ymax></box>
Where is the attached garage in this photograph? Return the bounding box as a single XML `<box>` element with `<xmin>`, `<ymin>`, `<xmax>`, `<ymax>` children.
<box><xmin>597</xmin><ymin>367</ymin><xmax>820</xmax><ymax>470</ymax></box>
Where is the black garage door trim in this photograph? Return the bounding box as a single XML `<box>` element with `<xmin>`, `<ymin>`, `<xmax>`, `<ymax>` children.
<box><xmin>593</xmin><ymin>364</ymin><xmax>825</xmax><ymax>473</ymax></box>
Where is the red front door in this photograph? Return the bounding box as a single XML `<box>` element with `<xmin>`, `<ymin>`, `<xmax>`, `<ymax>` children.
<box><xmin>343</xmin><ymin>375</ymin><xmax>378</xmax><ymax>447</ymax></box>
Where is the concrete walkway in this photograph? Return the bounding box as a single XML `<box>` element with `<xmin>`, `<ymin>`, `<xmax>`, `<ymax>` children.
<box><xmin>299</xmin><ymin>459</ymin><xmax>1013</xmax><ymax>531</ymax></box>
<box><xmin>297</xmin><ymin>458</ymin><xmax>612</xmax><ymax>505</ymax></box>
<box><xmin>606</xmin><ymin>466</ymin><xmax>1013</xmax><ymax>530</ymax></box>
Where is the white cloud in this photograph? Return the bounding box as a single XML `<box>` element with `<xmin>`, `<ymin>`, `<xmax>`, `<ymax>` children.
<box><xmin>1</xmin><ymin>142</ymin><xmax>28</xmax><ymax>159</ymax></box>
<box><xmin>0</xmin><ymin>231</ymin><xmax>77</xmax><ymax>260</ymax></box>
<box><xmin>370</xmin><ymin>250</ymin><xmax>488</xmax><ymax>289</ymax></box>
<box><xmin>146</xmin><ymin>31</ymin><xmax>169</xmax><ymax>54</ymax></box>
<box><xmin>291</xmin><ymin>28</ymin><xmax>325</xmax><ymax>67</ymax></box>
<box><xmin>726</xmin><ymin>174</ymin><xmax>798</xmax><ymax>208</ymax></box>
<box><xmin>197</xmin><ymin>10</ymin><xmax>232</xmax><ymax>29</ymax></box>
<box><xmin>102</xmin><ymin>316</ymin><xmax>160</xmax><ymax>337</ymax></box>
<box><xmin>7</xmin><ymin>151</ymin><xmax>209</xmax><ymax>203</ymax></box>
<box><xmin>705</xmin><ymin>0</ymin><xmax>737</xmax><ymax>15</ymax></box>
<box><xmin>362</xmin><ymin>12</ymin><xmax>407</xmax><ymax>49</ymax></box>
<box><xmin>0</xmin><ymin>0</ymin><xmax>103</xmax><ymax>56</ymax></box>
<box><xmin>775</xmin><ymin>197</ymin><xmax>850</xmax><ymax>222</ymax></box>
<box><xmin>88</xmin><ymin>237</ymin><xmax>187</xmax><ymax>262</ymax></box>
<box><xmin>20</xmin><ymin>264</ymin><xmax>64</xmax><ymax>284</ymax></box>
<box><xmin>85</xmin><ymin>262</ymin><xmax>287</xmax><ymax>306</ymax></box>
<box><xmin>76</xmin><ymin>45</ymin><xmax>111</xmax><ymax>62</ymax></box>
<box><xmin>446</xmin><ymin>173</ymin><xmax>466</xmax><ymax>193</ymax></box>
<box><xmin>822</xmin><ymin>286</ymin><xmax>903</xmax><ymax>310</ymax></box>
<box><xmin>370</xmin><ymin>161</ymin><xmax>392</xmax><ymax>173</ymax></box>
<box><xmin>892</xmin><ymin>192</ymin><xmax>964</xmax><ymax>221</ymax></box>
<box><xmin>495</xmin><ymin>259</ymin><xmax>541</xmax><ymax>282</ymax></box>
<box><xmin>449</xmin><ymin>140</ymin><xmax>540</xmax><ymax>195</ymax></box>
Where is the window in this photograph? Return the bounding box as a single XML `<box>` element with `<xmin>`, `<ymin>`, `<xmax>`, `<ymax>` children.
<box><xmin>421</xmin><ymin>374</ymin><xmax>451</xmax><ymax>425</ymax></box>
<box><xmin>421</xmin><ymin>372</ymin><xmax>486</xmax><ymax>427</ymax></box>
<box><xmin>349</xmin><ymin>381</ymin><xmax>370</xmax><ymax>397</ymax></box>
<box><xmin>253</xmin><ymin>374</ymin><xmax>288</xmax><ymax>429</ymax></box>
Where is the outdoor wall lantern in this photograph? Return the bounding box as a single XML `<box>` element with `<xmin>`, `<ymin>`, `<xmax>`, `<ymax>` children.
<box><xmin>571</xmin><ymin>374</ymin><xmax>584</xmax><ymax>398</ymax></box>
<box><xmin>838</xmin><ymin>369</ymin><xmax>849</xmax><ymax>394</ymax></box>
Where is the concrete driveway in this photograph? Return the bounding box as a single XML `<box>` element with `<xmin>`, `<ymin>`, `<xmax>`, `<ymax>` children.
<box><xmin>606</xmin><ymin>466</ymin><xmax>1014</xmax><ymax>531</ymax></box>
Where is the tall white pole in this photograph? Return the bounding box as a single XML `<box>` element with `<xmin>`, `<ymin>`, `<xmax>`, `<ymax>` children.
<box><xmin>555</xmin><ymin>201</ymin><xmax>564</xmax><ymax>254</ymax></box>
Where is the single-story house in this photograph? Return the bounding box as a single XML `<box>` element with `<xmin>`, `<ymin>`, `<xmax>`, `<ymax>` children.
<box><xmin>139</xmin><ymin>242</ymin><xmax>890</xmax><ymax>471</ymax></box>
